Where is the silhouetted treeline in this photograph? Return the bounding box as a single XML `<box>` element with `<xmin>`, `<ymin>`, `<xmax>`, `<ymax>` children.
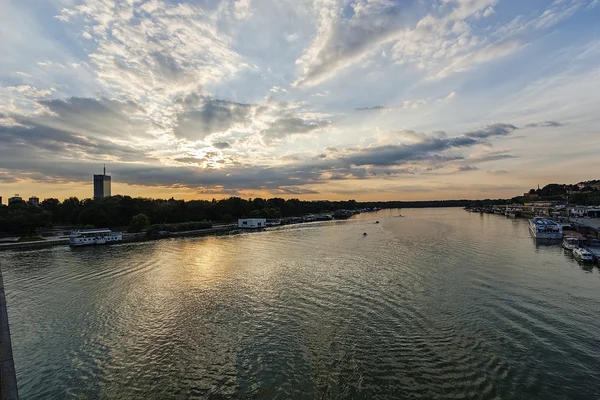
<box><xmin>0</xmin><ymin>195</ymin><xmax>511</xmax><ymax>234</ymax></box>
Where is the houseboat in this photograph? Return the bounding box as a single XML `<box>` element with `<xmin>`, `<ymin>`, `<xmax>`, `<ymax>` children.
<box><xmin>529</xmin><ymin>217</ymin><xmax>563</xmax><ymax>239</ymax></box>
<box><xmin>69</xmin><ymin>229</ymin><xmax>123</xmax><ymax>246</ymax></box>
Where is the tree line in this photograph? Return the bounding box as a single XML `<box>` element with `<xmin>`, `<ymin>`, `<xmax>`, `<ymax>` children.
<box><xmin>0</xmin><ymin>195</ymin><xmax>508</xmax><ymax>234</ymax></box>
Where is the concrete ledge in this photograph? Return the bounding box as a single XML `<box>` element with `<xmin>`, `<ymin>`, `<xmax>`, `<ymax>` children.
<box><xmin>0</xmin><ymin>265</ymin><xmax>19</xmax><ymax>400</ymax></box>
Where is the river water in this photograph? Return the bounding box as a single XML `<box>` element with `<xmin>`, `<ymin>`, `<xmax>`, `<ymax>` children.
<box><xmin>1</xmin><ymin>208</ymin><xmax>599</xmax><ymax>399</ymax></box>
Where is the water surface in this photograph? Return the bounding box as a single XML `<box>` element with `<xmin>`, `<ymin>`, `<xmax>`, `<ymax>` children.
<box><xmin>2</xmin><ymin>208</ymin><xmax>599</xmax><ymax>399</ymax></box>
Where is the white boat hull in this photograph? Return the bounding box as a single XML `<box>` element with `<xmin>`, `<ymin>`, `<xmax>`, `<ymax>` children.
<box><xmin>69</xmin><ymin>233</ymin><xmax>122</xmax><ymax>247</ymax></box>
<box><xmin>573</xmin><ymin>249</ymin><xmax>595</xmax><ymax>263</ymax></box>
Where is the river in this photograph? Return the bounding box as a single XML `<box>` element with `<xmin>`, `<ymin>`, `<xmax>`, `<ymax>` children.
<box><xmin>1</xmin><ymin>208</ymin><xmax>599</xmax><ymax>399</ymax></box>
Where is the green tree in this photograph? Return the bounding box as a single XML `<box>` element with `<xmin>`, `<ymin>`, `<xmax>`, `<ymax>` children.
<box><xmin>129</xmin><ymin>213</ymin><xmax>150</xmax><ymax>233</ymax></box>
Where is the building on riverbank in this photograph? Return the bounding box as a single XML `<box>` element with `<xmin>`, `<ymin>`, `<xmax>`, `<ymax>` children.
<box><xmin>238</xmin><ymin>218</ymin><xmax>266</xmax><ymax>229</ymax></box>
<box><xmin>93</xmin><ymin>165</ymin><xmax>111</xmax><ymax>199</ymax></box>
<box><xmin>7</xmin><ymin>195</ymin><xmax>22</xmax><ymax>205</ymax></box>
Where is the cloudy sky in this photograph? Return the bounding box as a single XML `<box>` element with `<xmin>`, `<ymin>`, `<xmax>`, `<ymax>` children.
<box><xmin>1</xmin><ymin>0</ymin><xmax>599</xmax><ymax>202</ymax></box>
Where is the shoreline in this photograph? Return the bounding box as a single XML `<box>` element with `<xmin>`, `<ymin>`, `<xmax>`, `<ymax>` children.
<box><xmin>0</xmin><ymin>220</ymin><xmax>340</xmax><ymax>252</ymax></box>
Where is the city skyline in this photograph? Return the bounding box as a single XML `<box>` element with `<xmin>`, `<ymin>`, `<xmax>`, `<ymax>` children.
<box><xmin>1</xmin><ymin>0</ymin><xmax>600</xmax><ymax>201</ymax></box>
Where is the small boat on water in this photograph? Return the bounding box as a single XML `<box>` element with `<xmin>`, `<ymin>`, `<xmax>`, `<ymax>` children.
<box><xmin>562</xmin><ymin>237</ymin><xmax>580</xmax><ymax>251</ymax></box>
<box><xmin>573</xmin><ymin>247</ymin><xmax>595</xmax><ymax>263</ymax></box>
<box><xmin>69</xmin><ymin>229</ymin><xmax>122</xmax><ymax>247</ymax></box>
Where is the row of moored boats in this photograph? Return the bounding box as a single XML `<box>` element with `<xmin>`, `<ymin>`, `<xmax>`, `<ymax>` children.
<box><xmin>529</xmin><ymin>217</ymin><xmax>599</xmax><ymax>263</ymax></box>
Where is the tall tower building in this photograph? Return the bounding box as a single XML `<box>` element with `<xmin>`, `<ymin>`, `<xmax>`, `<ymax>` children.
<box><xmin>93</xmin><ymin>165</ymin><xmax>112</xmax><ymax>199</ymax></box>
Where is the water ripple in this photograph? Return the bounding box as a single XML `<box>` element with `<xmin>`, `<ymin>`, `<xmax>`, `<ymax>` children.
<box><xmin>1</xmin><ymin>208</ymin><xmax>600</xmax><ymax>399</ymax></box>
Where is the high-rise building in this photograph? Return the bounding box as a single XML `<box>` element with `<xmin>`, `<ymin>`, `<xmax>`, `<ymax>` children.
<box><xmin>0</xmin><ymin>196</ymin><xmax>2</xmax><ymax>206</ymax></box>
<box><xmin>28</xmin><ymin>196</ymin><xmax>40</xmax><ymax>206</ymax></box>
<box><xmin>8</xmin><ymin>194</ymin><xmax>23</xmax><ymax>204</ymax></box>
<box><xmin>93</xmin><ymin>165</ymin><xmax>112</xmax><ymax>199</ymax></box>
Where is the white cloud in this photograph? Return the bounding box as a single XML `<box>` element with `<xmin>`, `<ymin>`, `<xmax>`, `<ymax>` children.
<box><xmin>483</xmin><ymin>7</ymin><xmax>495</xmax><ymax>18</ymax></box>
<box><xmin>2</xmin><ymin>0</ymin><xmax>599</xmax><ymax>198</ymax></box>
<box><xmin>233</xmin><ymin>0</ymin><xmax>253</xmax><ymax>19</ymax></box>
<box><xmin>432</xmin><ymin>40</ymin><xmax>523</xmax><ymax>80</ymax></box>
<box><xmin>284</xmin><ymin>32</ymin><xmax>300</xmax><ymax>43</ymax></box>
<box><xmin>438</xmin><ymin>91</ymin><xmax>457</xmax><ymax>102</ymax></box>
<box><xmin>0</xmin><ymin>85</ymin><xmax>54</xmax><ymax>117</ymax></box>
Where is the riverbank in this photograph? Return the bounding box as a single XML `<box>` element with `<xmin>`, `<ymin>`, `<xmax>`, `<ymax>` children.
<box><xmin>0</xmin><ymin>238</ymin><xmax>70</xmax><ymax>251</ymax></box>
<box><xmin>0</xmin><ymin>213</ymin><xmax>362</xmax><ymax>252</ymax></box>
<box><xmin>0</xmin><ymin>226</ymin><xmax>239</xmax><ymax>252</ymax></box>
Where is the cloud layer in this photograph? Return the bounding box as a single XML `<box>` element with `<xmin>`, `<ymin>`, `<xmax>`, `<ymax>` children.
<box><xmin>1</xmin><ymin>0</ymin><xmax>599</xmax><ymax>200</ymax></box>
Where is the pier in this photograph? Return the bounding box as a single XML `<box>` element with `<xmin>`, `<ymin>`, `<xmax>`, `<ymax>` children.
<box><xmin>0</xmin><ymin>265</ymin><xmax>19</xmax><ymax>400</ymax></box>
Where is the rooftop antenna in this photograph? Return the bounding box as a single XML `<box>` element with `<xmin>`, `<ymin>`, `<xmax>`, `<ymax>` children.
<box><xmin>103</xmin><ymin>164</ymin><xmax>106</xmax><ymax>175</ymax></box>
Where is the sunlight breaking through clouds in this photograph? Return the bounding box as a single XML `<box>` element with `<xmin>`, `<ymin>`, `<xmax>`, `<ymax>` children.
<box><xmin>1</xmin><ymin>0</ymin><xmax>600</xmax><ymax>200</ymax></box>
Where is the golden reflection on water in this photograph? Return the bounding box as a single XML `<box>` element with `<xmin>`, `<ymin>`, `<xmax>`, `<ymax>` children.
<box><xmin>3</xmin><ymin>209</ymin><xmax>600</xmax><ymax>399</ymax></box>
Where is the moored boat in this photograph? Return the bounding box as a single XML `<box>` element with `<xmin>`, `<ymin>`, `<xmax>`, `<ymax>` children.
<box><xmin>69</xmin><ymin>229</ymin><xmax>122</xmax><ymax>247</ymax></box>
<box><xmin>562</xmin><ymin>237</ymin><xmax>579</xmax><ymax>251</ymax></box>
<box><xmin>573</xmin><ymin>247</ymin><xmax>595</xmax><ymax>263</ymax></box>
<box><xmin>529</xmin><ymin>217</ymin><xmax>563</xmax><ymax>239</ymax></box>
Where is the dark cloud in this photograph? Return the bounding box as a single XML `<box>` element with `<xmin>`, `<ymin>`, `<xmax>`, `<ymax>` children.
<box><xmin>38</xmin><ymin>97</ymin><xmax>152</xmax><ymax>140</ymax></box>
<box><xmin>174</xmin><ymin>157</ymin><xmax>204</xmax><ymax>164</ymax></box>
<box><xmin>340</xmin><ymin>136</ymin><xmax>477</xmax><ymax>167</ymax></box>
<box><xmin>261</xmin><ymin>116</ymin><xmax>330</xmax><ymax>142</ymax></box>
<box><xmin>0</xmin><ymin>118</ymin><xmax>152</xmax><ymax>163</ymax></box>
<box><xmin>271</xmin><ymin>187</ymin><xmax>320</xmax><ymax>195</ymax></box>
<box><xmin>213</xmin><ymin>142</ymin><xmax>231</xmax><ymax>149</ymax></box>
<box><xmin>174</xmin><ymin>99</ymin><xmax>252</xmax><ymax>141</ymax></box>
<box><xmin>465</xmin><ymin>123</ymin><xmax>518</xmax><ymax>139</ymax></box>
<box><xmin>356</xmin><ymin>105</ymin><xmax>386</xmax><ymax>111</ymax></box>
<box><xmin>0</xmin><ymin>172</ymin><xmax>19</xmax><ymax>183</ymax></box>
<box><xmin>469</xmin><ymin>152</ymin><xmax>518</xmax><ymax>163</ymax></box>
<box><xmin>458</xmin><ymin>164</ymin><xmax>479</xmax><ymax>172</ymax></box>
<box><xmin>0</xmin><ymin>154</ymin><xmax>323</xmax><ymax>192</ymax></box>
<box><xmin>280</xmin><ymin>154</ymin><xmax>303</xmax><ymax>161</ymax></box>
<box><xmin>0</xmin><ymin>102</ymin><xmax>520</xmax><ymax>195</ymax></box>
<box><xmin>525</xmin><ymin>121</ymin><xmax>564</xmax><ymax>128</ymax></box>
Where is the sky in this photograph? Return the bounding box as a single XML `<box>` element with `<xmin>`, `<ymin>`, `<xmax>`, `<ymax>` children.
<box><xmin>1</xmin><ymin>0</ymin><xmax>599</xmax><ymax>203</ymax></box>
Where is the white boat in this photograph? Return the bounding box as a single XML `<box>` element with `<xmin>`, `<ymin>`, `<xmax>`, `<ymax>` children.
<box><xmin>573</xmin><ymin>247</ymin><xmax>595</xmax><ymax>263</ymax></box>
<box><xmin>69</xmin><ymin>229</ymin><xmax>122</xmax><ymax>247</ymax></box>
<box><xmin>562</xmin><ymin>237</ymin><xmax>580</xmax><ymax>251</ymax></box>
<box><xmin>529</xmin><ymin>217</ymin><xmax>563</xmax><ymax>239</ymax></box>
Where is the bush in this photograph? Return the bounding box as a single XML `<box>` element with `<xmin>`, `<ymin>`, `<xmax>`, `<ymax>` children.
<box><xmin>129</xmin><ymin>213</ymin><xmax>150</xmax><ymax>233</ymax></box>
